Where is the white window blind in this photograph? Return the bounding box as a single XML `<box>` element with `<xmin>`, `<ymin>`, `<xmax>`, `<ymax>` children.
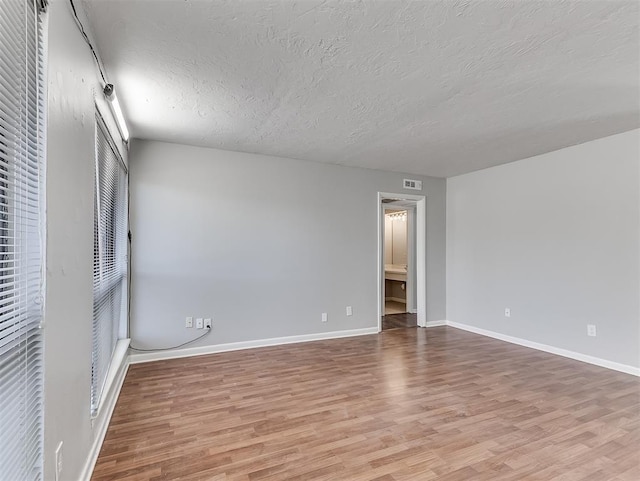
<box><xmin>91</xmin><ymin>114</ymin><xmax>127</xmax><ymax>417</ymax></box>
<box><xmin>0</xmin><ymin>0</ymin><xmax>47</xmax><ymax>479</ymax></box>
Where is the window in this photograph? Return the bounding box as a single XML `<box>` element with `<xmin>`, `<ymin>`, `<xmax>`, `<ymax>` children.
<box><xmin>91</xmin><ymin>114</ymin><xmax>128</xmax><ymax>417</ymax></box>
<box><xmin>0</xmin><ymin>0</ymin><xmax>47</xmax><ymax>479</ymax></box>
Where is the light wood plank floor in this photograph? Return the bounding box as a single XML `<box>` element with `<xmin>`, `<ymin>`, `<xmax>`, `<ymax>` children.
<box><xmin>93</xmin><ymin>327</ymin><xmax>640</xmax><ymax>481</ymax></box>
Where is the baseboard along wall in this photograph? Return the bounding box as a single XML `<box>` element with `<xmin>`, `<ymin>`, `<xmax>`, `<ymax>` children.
<box><xmin>129</xmin><ymin>327</ymin><xmax>380</xmax><ymax>364</ymax></box>
<box><xmin>128</xmin><ymin>320</ymin><xmax>639</xmax><ymax>376</ymax></box>
<box><xmin>440</xmin><ymin>320</ymin><xmax>640</xmax><ymax>377</ymax></box>
<box><xmin>80</xmin><ymin>351</ymin><xmax>130</xmax><ymax>481</ymax></box>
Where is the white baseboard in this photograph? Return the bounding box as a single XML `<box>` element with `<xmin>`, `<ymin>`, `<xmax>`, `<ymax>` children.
<box><xmin>446</xmin><ymin>320</ymin><xmax>640</xmax><ymax>377</ymax></box>
<box><xmin>129</xmin><ymin>327</ymin><xmax>380</xmax><ymax>364</ymax></box>
<box><xmin>425</xmin><ymin>320</ymin><xmax>447</xmax><ymax>327</ymax></box>
<box><xmin>80</xmin><ymin>340</ymin><xmax>131</xmax><ymax>481</ymax></box>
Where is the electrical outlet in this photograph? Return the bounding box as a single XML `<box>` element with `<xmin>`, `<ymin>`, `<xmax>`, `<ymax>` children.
<box><xmin>55</xmin><ymin>441</ymin><xmax>63</xmax><ymax>481</ymax></box>
<box><xmin>504</xmin><ymin>308</ymin><xmax>511</xmax><ymax>318</ymax></box>
<box><xmin>204</xmin><ymin>318</ymin><xmax>212</xmax><ymax>329</ymax></box>
<box><xmin>346</xmin><ymin>306</ymin><xmax>353</xmax><ymax>316</ymax></box>
<box><xmin>196</xmin><ymin>318</ymin><xmax>204</xmax><ymax>329</ymax></box>
<box><xmin>321</xmin><ymin>312</ymin><xmax>328</xmax><ymax>322</ymax></box>
<box><xmin>185</xmin><ymin>316</ymin><xmax>193</xmax><ymax>328</ymax></box>
<box><xmin>587</xmin><ymin>324</ymin><xmax>597</xmax><ymax>337</ymax></box>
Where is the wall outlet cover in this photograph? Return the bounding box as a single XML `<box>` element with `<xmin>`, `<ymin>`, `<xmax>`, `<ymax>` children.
<box><xmin>346</xmin><ymin>306</ymin><xmax>353</xmax><ymax>316</ymax></box>
<box><xmin>185</xmin><ymin>316</ymin><xmax>193</xmax><ymax>328</ymax></box>
<box><xmin>321</xmin><ymin>313</ymin><xmax>328</xmax><ymax>322</ymax></box>
<box><xmin>587</xmin><ymin>324</ymin><xmax>597</xmax><ymax>337</ymax></box>
<box><xmin>196</xmin><ymin>318</ymin><xmax>204</xmax><ymax>329</ymax></box>
<box><xmin>504</xmin><ymin>308</ymin><xmax>511</xmax><ymax>318</ymax></box>
<box><xmin>204</xmin><ymin>318</ymin><xmax>212</xmax><ymax>329</ymax></box>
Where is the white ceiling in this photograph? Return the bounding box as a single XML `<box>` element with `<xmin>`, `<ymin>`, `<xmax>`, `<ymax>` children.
<box><xmin>82</xmin><ymin>0</ymin><xmax>639</xmax><ymax>178</ymax></box>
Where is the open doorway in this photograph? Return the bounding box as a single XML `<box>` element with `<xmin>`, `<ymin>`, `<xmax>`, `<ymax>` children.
<box><xmin>384</xmin><ymin>208</ymin><xmax>409</xmax><ymax>315</ymax></box>
<box><xmin>382</xmin><ymin>207</ymin><xmax>416</xmax><ymax>330</ymax></box>
<box><xmin>378</xmin><ymin>193</ymin><xmax>426</xmax><ymax>331</ymax></box>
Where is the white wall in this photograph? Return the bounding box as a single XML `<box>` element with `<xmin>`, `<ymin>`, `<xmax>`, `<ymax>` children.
<box><xmin>384</xmin><ymin>213</ymin><xmax>409</xmax><ymax>267</ymax></box>
<box><xmin>44</xmin><ymin>1</ymin><xmax>127</xmax><ymax>479</ymax></box>
<box><xmin>129</xmin><ymin>140</ymin><xmax>446</xmax><ymax>349</ymax></box>
<box><xmin>447</xmin><ymin>129</ymin><xmax>640</xmax><ymax>369</ymax></box>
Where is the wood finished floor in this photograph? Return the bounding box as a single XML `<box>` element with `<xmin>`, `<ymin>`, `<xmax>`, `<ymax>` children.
<box><xmin>93</xmin><ymin>327</ymin><xmax>640</xmax><ymax>481</ymax></box>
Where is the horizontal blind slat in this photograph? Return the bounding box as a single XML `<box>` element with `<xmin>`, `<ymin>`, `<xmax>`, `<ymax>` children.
<box><xmin>0</xmin><ymin>0</ymin><xmax>46</xmax><ymax>479</ymax></box>
<box><xmin>91</xmin><ymin>114</ymin><xmax>128</xmax><ymax>417</ymax></box>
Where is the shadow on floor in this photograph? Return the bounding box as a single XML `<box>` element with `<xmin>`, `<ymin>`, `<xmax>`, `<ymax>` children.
<box><xmin>382</xmin><ymin>312</ymin><xmax>417</xmax><ymax>330</ymax></box>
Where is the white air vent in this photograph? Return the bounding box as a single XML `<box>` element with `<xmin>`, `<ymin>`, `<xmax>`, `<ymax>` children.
<box><xmin>403</xmin><ymin>179</ymin><xmax>422</xmax><ymax>190</ymax></box>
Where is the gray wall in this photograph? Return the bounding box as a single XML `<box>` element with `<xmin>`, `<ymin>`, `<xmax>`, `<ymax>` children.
<box><xmin>129</xmin><ymin>140</ymin><xmax>446</xmax><ymax>348</ymax></box>
<box><xmin>44</xmin><ymin>1</ymin><xmax>127</xmax><ymax>479</ymax></box>
<box><xmin>447</xmin><ymin>129</ymin><xmax>640</xmax><ymax>368</ymax></box>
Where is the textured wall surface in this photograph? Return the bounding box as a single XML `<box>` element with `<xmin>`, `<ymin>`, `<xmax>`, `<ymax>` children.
<box><xmin>128</xmin><ymin>139</ymin><xmax>446</xmax><ymax>349</ymax></box>
<box><xmin>44</xmin><ymin>1</ymin><xmax>127</xmax><ymax>479</ymax></box>
<box><xmin>82</xmin><ymin>0</ymin><xmax>639</xmax><ymax>177</ymax></box>
<box><xmin>447</xmin><ymin>129</ymin><xmax>640</xmax><ymax>368</ymax></box>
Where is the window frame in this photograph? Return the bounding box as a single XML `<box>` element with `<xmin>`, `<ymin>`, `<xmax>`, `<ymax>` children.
<box><xmin>90</xmin><ymin>109</ymin><xmax>128</xmax><ymax>418</ymax></box>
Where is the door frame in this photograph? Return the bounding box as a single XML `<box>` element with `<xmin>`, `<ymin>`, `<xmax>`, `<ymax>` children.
<box><xmin>377</xmin><ymin>192</ymin><xmax>427</xmax><ymax>330</ymax></box>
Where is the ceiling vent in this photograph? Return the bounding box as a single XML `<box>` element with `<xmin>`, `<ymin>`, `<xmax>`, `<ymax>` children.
<box><xmin>403</xmin><ymin>179</ymin><xmax>422</xmax><ymax>191</ymax></box>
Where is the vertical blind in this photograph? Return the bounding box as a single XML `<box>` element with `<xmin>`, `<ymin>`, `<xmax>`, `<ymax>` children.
<box><xmin>0</xmin><ymin>0</ymin><xmax>46</xmax><ymax>479</ymax></box>
<box><xmin>91</xmin><ymin>114</ymin><xmax>127</xmax><ymax>417</ymax></box>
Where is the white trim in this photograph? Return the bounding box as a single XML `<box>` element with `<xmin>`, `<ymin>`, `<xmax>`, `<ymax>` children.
<box><xmin>425</xmin><ymin>320</ymin><xmax>446</xmax><ymax>327</ymax></box>
<box><xmin>377</xmin><ymin>192</ymin><xmax>427</xmax><ymax>331</ymax></box>
<box><xmin>378</xmin><ymin>199</ymin><xmax>385</xmax><ymax>328</ymax></box>
<box><xmin>129</xmin><ymin>327</ymin><xmax>379</xmax><ymax>364</ymax></box>
<box><xmin>415</xmin><ymin>198</ymin><xmax>426</xmax><ymax>327</ymax></box>
<box><xmin>93</xmin><ymin>339</ymin><xmax>129</xmax><ymax>418</ymax></box>
<box><xmin>81</xmin><ymin>342</ymin><xmax>130</xmax><ymax>481</ymax></box>
<box><xmin>446</xmin><ymin>320</ymin><xmax>640</xmax><ymax>377</ymax></box>
<box><xmin>406</xmin><ymin>207</ymin><xmax>415</xmax><ymax>314</ymax></box>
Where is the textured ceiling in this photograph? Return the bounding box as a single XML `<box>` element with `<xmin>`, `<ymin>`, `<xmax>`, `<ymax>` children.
<box><xmin>82</xmin><ymin>0</ymin><xmax>639</xmax><ymax>178</ymax></box>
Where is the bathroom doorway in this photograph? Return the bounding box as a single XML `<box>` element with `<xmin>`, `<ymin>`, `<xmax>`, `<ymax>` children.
<box><xmin>378</xmin><ymin>193</ymin><xmax>426</xmax><ymax>331</ymax></box>
<box><xmin>382</xmin><ymin>206</ymin><xmax>416</xmax><ymax>330</ymax></box>
<box><xmin>384</xmin><ymin>208</ymin><xmax>409</xmax><ymax>315</ymax></box>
